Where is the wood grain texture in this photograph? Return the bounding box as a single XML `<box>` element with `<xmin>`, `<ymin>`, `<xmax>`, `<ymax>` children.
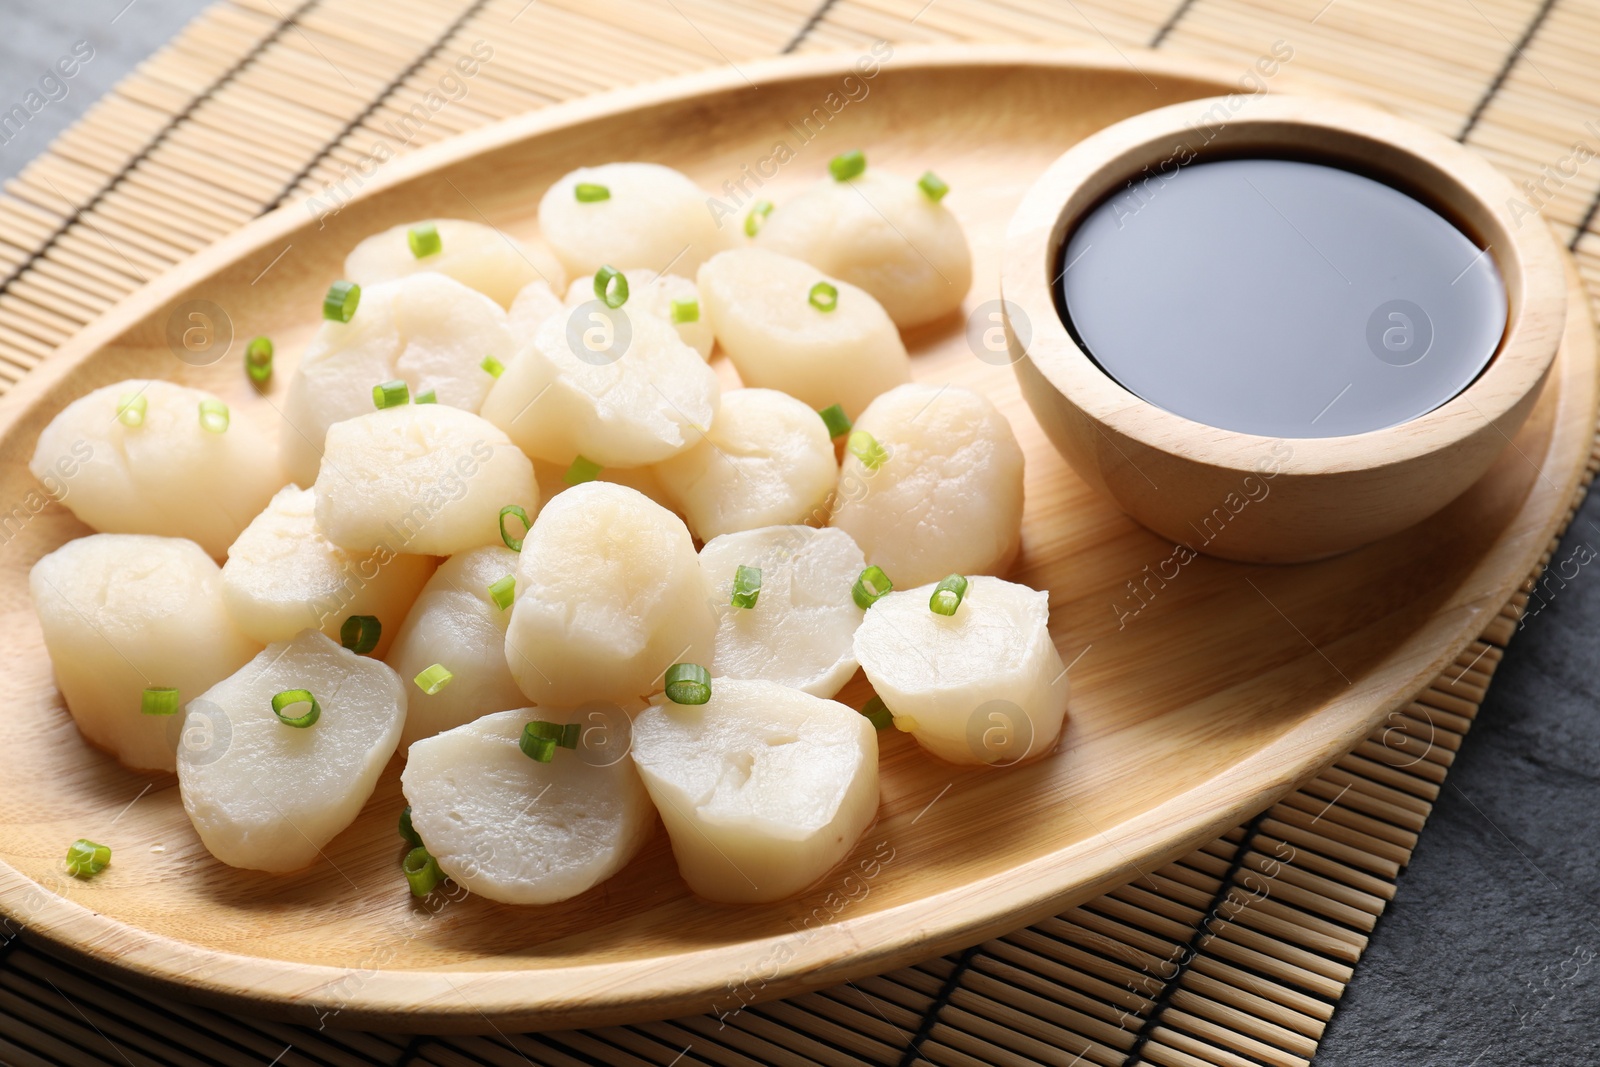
<box><xmin>0</xmin><ymin>47</ymin><xmax>1592</xmax><ymax>1035</ymax></box>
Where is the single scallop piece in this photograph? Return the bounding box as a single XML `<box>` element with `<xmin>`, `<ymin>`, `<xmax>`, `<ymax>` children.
<box><xmin>853</xmin><ymin>575</ymin><xmax>1068</xmax><ymax>766</ymax></box>
<box><xmin>313</xmin><ymin>404</ymin><xmax>538</xmax><ymax>556</ymax></box>
<box><xmin>344</xmin><ymin>218</ymin><xmax>564</xmax><ymax>309</ymax></box>
<box><xmin>177</xmin><ymin>630</ymin><xmax>406</xmax><ymax>872</ymax></box>
<box><xmin>756</xmin><ymin>169</ymin><xmax>973</xmax><ymax>328</ymax></box>
<box><xmin>538</xmin><ymin>162</ymin><xmax>735</xmax><ymax>279</ymax></box>
<box><xmin>29</xmin><ymin>534</ymin><xmax>262</xmax><ymax>773</ymax></box>
<box><xmin>479</xmin><ymin>300</ymin><xmax>719</xmax><ymax>468</ymax></box>
<box><xmin>700</xmin><ymin>526</ymin><xmax>866</xmax><ymax>698</ymax></box>
<box><xmin>508</xmin><ymin>279</ymin><xmax>565</xmax><ymax>340</ymax></box>
<box><xmin>387</xmin><ymin>546</ymin><xmax>527</xmax><ymax>747</ymax></box>
<box><xmin>697</xmin><ymin>248</ymin><xmax>909</xmax><ymax>419</ymax></box>
<box><xmin>281</xmin><ymin>273</ymin><xmax>514</xmax><ymax>487</ymax></box>
<box><xmin>505</xmin><ymin>482</ymin><xmax>715</xmax><ymax>706</ymax></box>
<box><xmin>632</xmin><ymin>678</ymin><xmax>878</xmax><ymax>903</ymax></box>
<box><xmin>830</xmin><ymin>382</ymin><xmax>1024</xmax><ymax>588</ymax></box>
<box><xmin>29</xmin><ymin>380</ymin><xmax>283</xmax><ymax>559</ymax></box>
<box><xmin>563</xmin><ymin>267</ymin><xmax>713</xmax><ymax>359</ymax></box>
<box><xmin>222</xmin><ymin>485</ymin><xmax>435</xmax><ymax>655</ymax></box>
<box><xmin>402</xmin><ymin>705</ymin><xmax>655</xmax><ymax>904</ymax></box>
<box><xmin>655</xmin><ymin>388</ymin><xmax>837</xmax><ymax>540</ymax></box>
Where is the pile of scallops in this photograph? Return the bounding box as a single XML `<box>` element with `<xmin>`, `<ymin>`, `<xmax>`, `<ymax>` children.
<box><xmin>28</xmin><ymin>153</ymin><xmax>1070</xmax><ymax>906</ymax></box>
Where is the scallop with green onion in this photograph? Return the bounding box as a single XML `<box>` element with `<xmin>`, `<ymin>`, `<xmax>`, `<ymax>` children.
<box><xmin>177</xmin><ymin>630</ymin><xmax>406</xmax><ymax>871</ymax></box>
<box><xmin>853</xmin><ymin>575</ymin><xmax>1068</xmax><ymax>766</ymax></box>
<box><xmin>29</xmin><ymin>379</ymin><xmax>284</xmax><ymax>559</ymax></box>
<box><xmin>401</xmin><ymin>705</ymin><xmax>655</xmax><ymax>904</ymax></box>
<box><xmin>386</xmin><ymin>545</ymin><xmax>528</xmax><ymax>747</ymax></box>
<box><xmin>631</xmin><ymin>678</ymin><xmax>879</xmax><ymax>903</ymax></box>
<box><xmin>697</xmin><ymin>248</ymin><xmax>909</xmax><ymax>419</ymax></box>
<box><xmin>343</xmin><ymin>218</ymin><xmax>565</xmax><ymax>309</ymax></box>
<box><xmin>504</xmin><ymin>482</ymin><xmax>715</xmax><ymax>706</ymax></box>
<box><xmin>563</xmin><ymin>267</ymin><xmax>713</xmax><ymax>359</ymax></box>
<box><xmin>29</xmin><ymin>534</ymin><xmax>262</xmax><ymax>773</ymax></box>
<box><xmin>221</xmin><ymin>485</ymin><xmax>435</xmax><ymax>654</ymax></box>
<box><xmin>538</xmin><ymin>162</ymin><xmax>735</xmax><ymax>279</ymax></box>
<box><xmin>830</xmin><ymin>382</ymin><xmax>1024</xmax><ymax>588</ymax></box>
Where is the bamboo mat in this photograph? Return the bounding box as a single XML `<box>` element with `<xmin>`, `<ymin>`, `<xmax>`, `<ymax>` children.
<box><xmin>1</xmin><ymin>1</ymin><xmax>1597</xmax><ymax>1064</ymax></box>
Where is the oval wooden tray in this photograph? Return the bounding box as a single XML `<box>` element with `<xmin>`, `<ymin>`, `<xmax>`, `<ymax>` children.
<box><xmin>0</xmin><ymin>46</ymin><xmax>1592</xmax><ymax>1034</ymax></box>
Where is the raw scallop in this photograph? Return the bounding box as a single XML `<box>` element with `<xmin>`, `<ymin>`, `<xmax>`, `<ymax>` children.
<box><xmin>343</xmin><ymin>218</ymin><xmax>564</xmax><ymax>308</ymax></box>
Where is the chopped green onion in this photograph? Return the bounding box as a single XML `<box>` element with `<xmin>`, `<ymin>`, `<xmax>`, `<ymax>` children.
<box><xmin>499</xmin><ymin>504</ymin><xmax>531</xmax><ymax>551</ymax></box>
<box><xmin>664</xmin><ymin>662</ymin><xmax>712</xmax><ymax>705</ymax></box>
<box><xmin>918</xmin><ymin>170</ymin><xmax>950</xmax><ymax>202</ymax></box>
<box><xmin>246</xmin><ymin>336</ymin><xmax>273</xmax><ymax>385</ymax></box>
<box><xmin>481</xmin><ymin>354</ymin><xmax>505</xmax><ymax>378</ymax></box>
<box><xmin>847</xmin><ymin>429</ymin><xmax>888</xmax><ymax>469</ymax></box>
<box><xmin>521</xmin><ymin>732</ymin><xmax>556</xmax><ymax>763</ymax></box>
<box><xmin>414</xmin><ymin>388</ymin><xmax>437</xmax><ymax>404</ymax></box>
<box><xmin>403</xmin><ymin>846</ymin><xmax>442</xmax><ymax>897</ymax></box>
<box><xmin>198</xmin><ymin>398</ymin><xmax>230</xmax><ymax>434</ymax></box>
<box><xmin>861</xmin><ymin>696</ymin><xmax>894</xmax><ymax>730</ymax></box>
<box><xmin>323</xmin><ymin>280</ymin><xmax>361</xmax><ymax>322</ymax></box>
<box><xmin>520</xmin><ymin>719</ymin><xmax>581</xmax><ymax>762</ymax></box>
<box><xmin>670</xmin><ymin>298</ymin><xmax>700</xmax><ymax>324</ymax></box>
<box><xmin>929</xmin><ymin>573</ymin><xmax>968</xmax><ymax>616</ymax></box>
<box><xmin>852</xmin><ymin>565</ymin><xmax>892</xmax><ymax>609</ymax></box>
<box><xmin>116</xmin><ymin>393</ymin><xmax>146</xmax><ymax>427</ymax></box>
<box><xmin>818</xmin><ymin>403</ymin><xmax>852</xmax><ymax>439</ymax></box>
<box><xmin>564</xmin><ymin>455</ymin><xmax>602</xmax><ymax>485</ymax></box>
<box><xmin>809</xmin><ymin>281</ymin><xmax>838</xmax><ymax>312</ymax></box>
<box><xmin>594</xmin><ymin>265</ymin><xmax>629</xmax><ymax>308</ymax></box>
<box><xmin>372</xmin><ymin>379</ymin><xmax>409</xmax><ymax>409</ymax></box>
<box><xmin>414</xmin><ymin>664</ymin><xmax>453</xmax><ymax>695</ymax></box>
<box><xmin>141</xmin><ymin>687</ymin><xmax>179</xmax><ymax>716</ymax></box>
<box><xmin>65</xmin><ymin>839</ymin><xmax>111</xmax><ymax>879</ymax></box>
<box><xmin>829</xmin><ymin>149</ymin><xmax>866</xmax><ymax>181</ymax></box>
<box><xmin>408</xmin><ymin>222</ymin><xmax>441</xmax><ymax>258</ymax></box>
<box><xmin>560</xmin><ymin>722</ymin><xmax>580</xmax><ymax>748</ymax></box>
<box><xmin>399</xmin><ymin>805</ymin><xmax>422</xmax><ymax>848</ymax></box>
<box><xmin>340</xmin><ymin>614</ymin><xmax>381</xmax><ymax>654</ymax></box>
<box><xmin>270</xmin><ymin>688</ymin><xmax>321</xmax><ymax>728</ymax></box>
<box><xmin>487</xmin><ymin>574</ymin><xmax>515</xmax><ymax>610</ymax></box>
<box><xmin>575</xmin><ymin>182</ymin><xmax>610</xmax><ymax>202</ymax></box>
<box><xmin>731</xmin><ymin>564</ymin><xmax>762</xmax><ymax>610</ymax></box>
<box><xmin>744</xmin><ymin>199</ymin><xmax>773</xmax><ymax>237</ymax></box>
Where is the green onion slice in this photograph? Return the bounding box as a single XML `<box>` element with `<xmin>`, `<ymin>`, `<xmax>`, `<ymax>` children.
<box><xmin>403</xmin><ymin>846</ymin><xmax>442</xmax><ymax>897</ymax></box>
<box><xmin>399</xmin><ymin>805</ymin><xmax>422</xmax><ymax>848</ymax></box>
<box><xmin>564</xmin><ymin>455</ymin><xmax>602</xmax><ymax>485</ymax></box>
<box><xmin>818</xmin><ymin>403</ymin><xmax>852</xmax><ymax>439</ymax></box>
<box><xmin>340</xmin><ymin>614</ymin><xmax>381</xmax><ymax>654</ymax></box>
<box><xmin>323</xmin><ymin>280</ymin><xmax>361</xmax><ymax>322</ymax></box>
<box><xmin>670</xmin><ymin>297</ymin><xmax>700</xmax><ymax>324</ymax></box>
<box><xmin>575</xmin><ymin>182</ymin><xmax>610</xmax><ymax>202</ymax></box>
<box><xmin>861</xmin><ymin>696</ymin><xmax>894</xmax><ymax>731</ymax></box>
<box><xmin>116</xmin><ymin>393</ymin><xmax>147</xmax><ymax>427</ymax></box>
<box><xmin>499</xmin><ymin>504</ymin><xmax>531</xmax><ymax>551</ymax></box>
<box><xmin>731</xmin><ymin>564</ymin><xmax>762</xmax><ymax>610</ymax></box>
<box><xmin>829</xmin><ymin>149</ymin><xmax>866</xmax><ymax>181</ymax></box>
<box><xmin>65</xmin><ymin>839</ymin><xmax>111</xmax><ymax>879</ymax></box>
<box><xmin>744</xmin><ymin>199</ymin><xmax>774</xmax><ymax>237</ymax></box>
<box><xmin>481</xmin><ymin>354</ymin><xmax>505</xmax><ymax>378</ymax></box>
<box><xmin>487</xmin><ymin>573</ymin><xmax>515</xmax><ymax>610</ymax></box>
<box><xmin>414</xmin><ymin>664</ymin><xmax>453</xmax><ymax>695</ymax></box>
<box><xmin>271</xmin><ymin>688</ymin><xmax>321</xmax><ymax>728</ymax></box>
<box><xmin>408</xmin><ymin>222</ymin><xmax>441</xmax><ymax>258</ymax></box>
<box><xmin>808</xmin><ymin>281</ymin><xmax>838</xmax><ymax>312</ymax></box>
<box><xmin>198</xmin><ymin>398</ymin><xmax>229</xmax><ymax>434</ymax></box>
<box><xmin>664</xmin><ymin>662</ymin><xmax>712</xmax><ymax>705</ymax></box>
<box><xmin>520</xmin><ymin>719</ymin><xmax>582</xmax><ymax>762</ymax></box>
<box><xmin>918</xmin><ymin>170</ymin><xmax>950</xmax><ymax>202</ymax></box>
<box><xmin>521</xmin><ymin>732</ymin><xmax>556</xmax><ymax>763</ymax></box>
<box><xmin>852</xmin><ymin>565</ymin><xmax>893</xmax><ymax>610</ymax></box>
<box><xmin>929</xmin><ymin>573</ymin><xmax>968</xmax><ymax>616</ymax></box>
<box><xmin>372</xmin><ymin>379</ymin><xmax>409</xmax><ymax>409</ymax></box>
<box><xmin>141</xmin><ymin>686</ymin><xmax>179</xmax><ymax>716</ymax></box>
<box><xmin>594</xmin><ymin>265</ymin><xmax>629</xmax><ymax>308</ymax></box>
<box><xmin>847</xmin><ymin>429</ymin><xmax>888</xmax><ymax>469</ymax></box>
<box><xmin>414</xmin><ymin>388</ymin><xmax>437</xmax><ymax>404</ymax></box>
<box><xmin>246</xmin><ymin>336</ymin><xmax>273</xmax><ymax>384</ymax></box>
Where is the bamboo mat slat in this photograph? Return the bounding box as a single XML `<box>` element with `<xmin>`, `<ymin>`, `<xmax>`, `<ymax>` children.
<box><xmin>0</xmin><ymin>1</ymin><xmax>1597</xmax><ymax>1064</ymax></box>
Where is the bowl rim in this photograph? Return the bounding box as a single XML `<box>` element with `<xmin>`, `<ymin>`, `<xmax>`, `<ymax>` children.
<box><xmin>1000</xmin><ymin>93</ymin><xmax>1567</xmax><ymax>477</ymax></box>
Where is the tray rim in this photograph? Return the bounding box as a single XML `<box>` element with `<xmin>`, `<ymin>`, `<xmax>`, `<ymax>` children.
<box><xmin>0</xmin><ymin>43</ymin><xmax>1592</xmax><ymax>1032</ymax></box>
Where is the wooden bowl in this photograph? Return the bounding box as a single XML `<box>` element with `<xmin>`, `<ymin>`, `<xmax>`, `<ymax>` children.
<box><xmin>1003</xmin><ymin>94</ymin><xmax>1568</xmax><ymax>563</ymax></box>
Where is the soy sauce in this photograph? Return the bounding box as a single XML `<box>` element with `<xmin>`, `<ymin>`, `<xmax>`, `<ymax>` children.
<box><xmin>1059</xmin><ymin>158</ymin><xmax>1506</xmax><ymax>438</ymax></box>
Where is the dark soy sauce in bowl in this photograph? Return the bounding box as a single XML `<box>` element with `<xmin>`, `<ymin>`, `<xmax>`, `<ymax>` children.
<box><xmin>1059</xmin><ymin>158</ymin><xmax>1507</xmax><ymax>438</ymax></box>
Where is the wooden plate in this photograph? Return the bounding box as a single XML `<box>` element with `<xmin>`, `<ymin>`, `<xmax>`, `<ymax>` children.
<box><xmin>0</xmin><ymin>46</ymin><xmax>1592</xmax><ymax>1033</ymax></box>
